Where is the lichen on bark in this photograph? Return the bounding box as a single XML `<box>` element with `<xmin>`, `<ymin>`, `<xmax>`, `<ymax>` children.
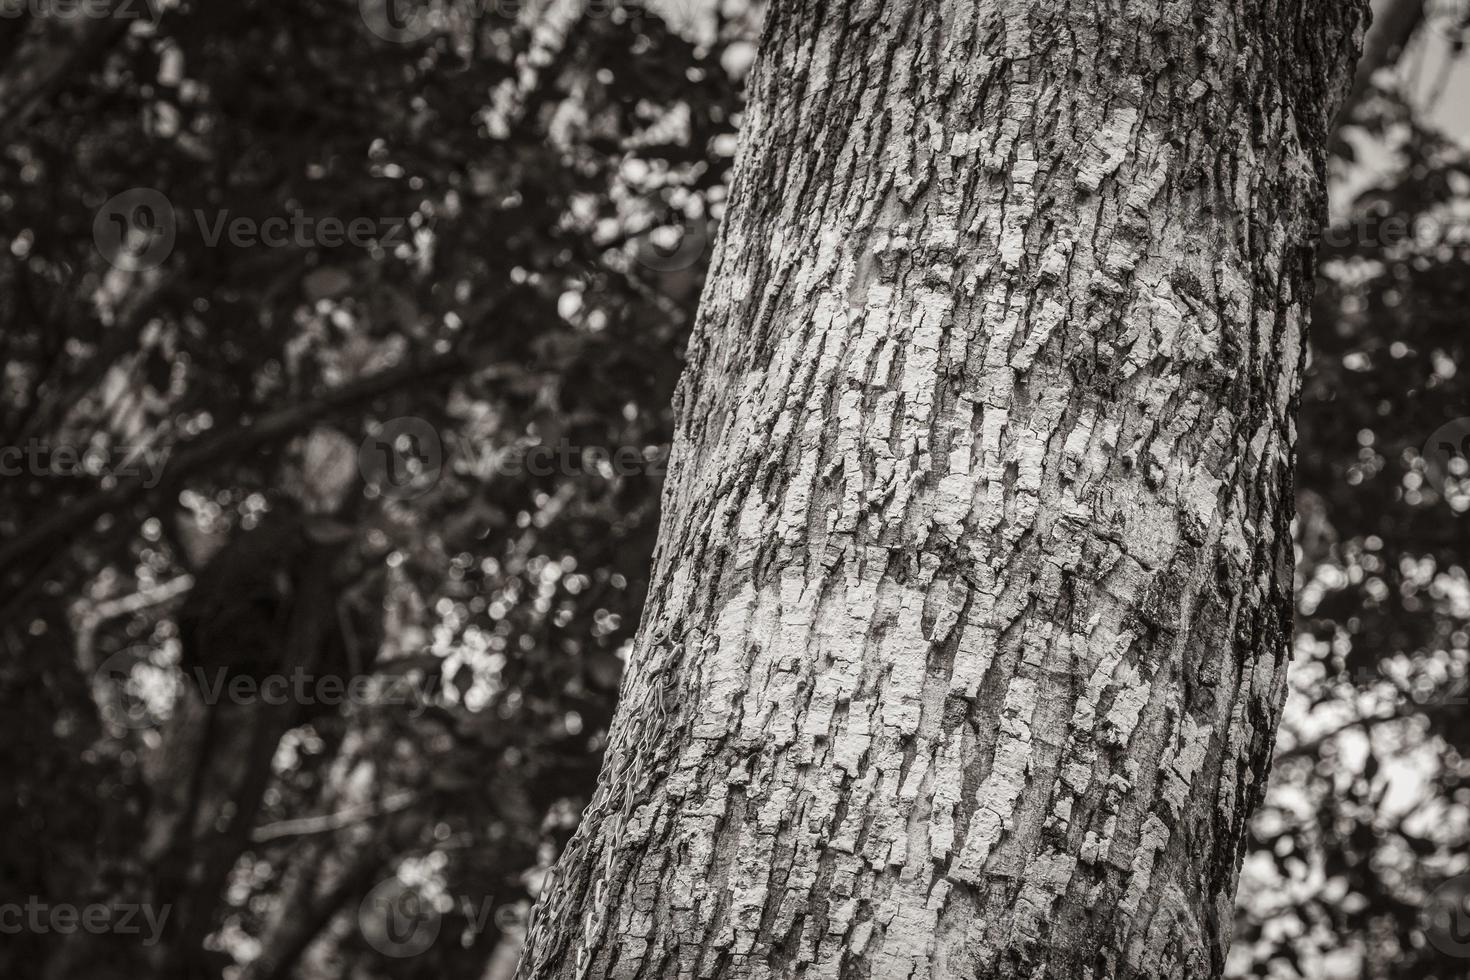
<box><xmin>519</xmin><ymin>2</ymin><xmax>1368</xmax><ymax>978</ymax></box>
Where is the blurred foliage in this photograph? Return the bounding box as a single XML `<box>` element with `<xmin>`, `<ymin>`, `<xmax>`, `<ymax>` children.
<box><xmin>1</xmin><ymin>3</ymin><xmax>1468</xmax><ymax>980</ymax></box>
<box><xmin>0</xmin><ymin>1</ymin><xmax>748</xmax><ymax>977</ymax></box>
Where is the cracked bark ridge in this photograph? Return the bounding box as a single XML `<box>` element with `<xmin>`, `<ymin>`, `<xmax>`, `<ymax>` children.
<box><xmin>519</xmin><ymin>1</ymin><xmax>1367</xmax><ymax>978</ymax></box>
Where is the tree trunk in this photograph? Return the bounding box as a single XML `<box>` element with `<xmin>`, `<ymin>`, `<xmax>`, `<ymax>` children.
<box><xmin>520</xmin><ymin>2</ymin><xmax>1366</xmax><ymax>978</ymax></box>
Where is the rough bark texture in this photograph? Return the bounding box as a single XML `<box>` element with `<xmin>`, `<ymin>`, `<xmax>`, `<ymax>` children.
<box><xmin>520</xmin><ymin>2</ymin><xmax>1366</xmax><ymax>978</ymax></box>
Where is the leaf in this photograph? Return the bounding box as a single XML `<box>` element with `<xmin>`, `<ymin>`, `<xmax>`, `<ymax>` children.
<box><xmin>296</xmin><ymin>426</ymin><xmax>359</xmax><ymax>512</ymax></box>
<box><xmin>302</xmin><ymin>266</ymin><xmax>353</xmax><ymax>302</ymax></box>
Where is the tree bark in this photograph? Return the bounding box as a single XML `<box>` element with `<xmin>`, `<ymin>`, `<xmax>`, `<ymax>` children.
<box><xmin>520</xmin><ymin>2</ymin><xmax>1366</xmax><ymax>978</ymax></box>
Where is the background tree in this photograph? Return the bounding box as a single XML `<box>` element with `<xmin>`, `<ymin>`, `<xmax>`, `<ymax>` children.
<box><xmin>0</xmin><ymin>2</ymin><xmax>744</xmax><ymax>977</ymax></box>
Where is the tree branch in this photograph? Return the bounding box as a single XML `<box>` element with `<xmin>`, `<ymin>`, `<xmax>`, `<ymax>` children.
<box><xmin>1274</xmin><ymin>705</ymin><xmax>1413</xmax><ymax>764</ymax></box>
<box><xmin>251</xmin><ymin>790</ymin><xmax>418</xmax><ymax>845</ymax></box>
<box><xmin>72</xmin><ymin>573</ymin><xmax>195</xmax><ymax>728</ymax></box>
<box><xmin>1337</xmin><ymin>0</ymin><xmax>1427</xmax><ymax>126</ymax></box>
<box><xmin>0</xmin><ymin>351</ymin><xmax>525</xmax><ymax>581</ymax></box>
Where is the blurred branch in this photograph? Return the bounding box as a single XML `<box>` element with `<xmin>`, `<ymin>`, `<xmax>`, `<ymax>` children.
<box><xmin>18</xmin><ymin>269</ymin><xmax>184</xmax><ymax>445</ymax></box>
<box><xmin>0</xmin><ymin>351</ymin><xmax>531</xmax><ymax>587</ymax></box>
<box><xmin>1275</xmin><ymin>705</ymin><xmax>1414</xmax><ymax>764</ymax></box>
<box><xmin>72</xmin><ymin>574</ymin><xmax>194</xmax><ymax>725</ymax></box>
<box><xmin>481</xmin><ymin>922</ymin><xmax>527</xmax><ymax>980</ymax></box>
<box><xmin>251</xmin><ymin>790</ymin><xmax>418</xmax><ymax>845</ymax></box>
<box><xmin>237</xmin><ymin>846</ymin><xmax>388</xmax><ymax>980</ymax></box>
<box><xmin>156</xmin><ymin>541</ymin><xmax>345</xmax><ymax>977</ymax></box>
<box><xmin>236</xmin><ymin>752</ymin><xmax>436</xmax><ymax>980</ymax></box>
<box><xmin>1338</xmin><ymin>0</ymin><xmax>1427</xmax><ymax>125</ymax></box>
<box><xmin>73</xmin><ymin>574</ymin><xmax>195</xmax><ymax>647</ymax></box>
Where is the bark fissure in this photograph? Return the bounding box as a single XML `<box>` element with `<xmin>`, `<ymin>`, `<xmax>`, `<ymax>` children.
<box><xmin>520</xmin><ymin>2</ymin><xmax>1366</xmax><ymax>978</ymax></box>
